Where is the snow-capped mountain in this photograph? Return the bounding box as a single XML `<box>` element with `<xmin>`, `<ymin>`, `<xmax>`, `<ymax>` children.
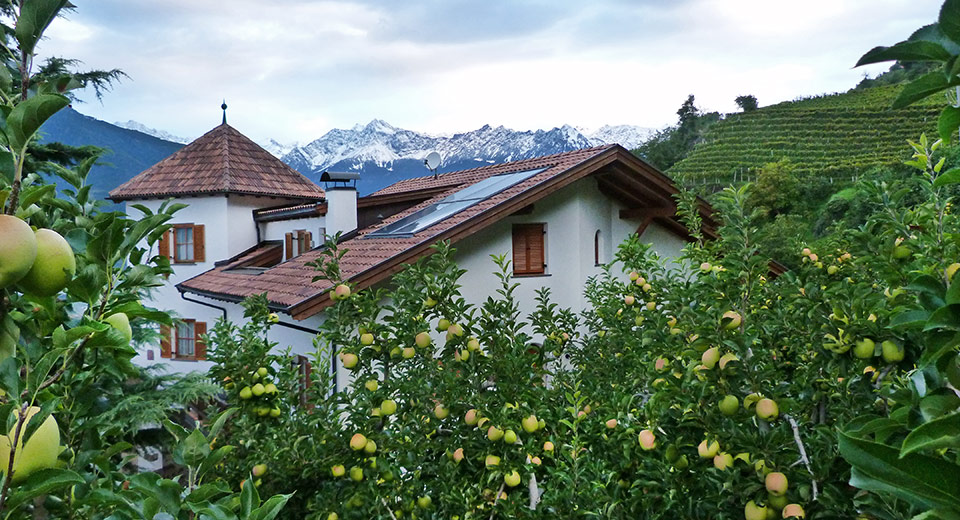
<box><xmin>260</xmin><ymin>138</ymin><xmax>298</xmax><ymax>158</ymax></box>
<box><xmin>113</xmin><ymin>120</ymin><xmax>190</xmax><ymax>144</ymax></box>
<box><xmin>282</xmin><ymin>120</ymin><xmax>655</xmax><ymax>194</ymax></box>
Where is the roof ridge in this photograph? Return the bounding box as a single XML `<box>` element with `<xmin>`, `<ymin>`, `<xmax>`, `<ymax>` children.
<box><xmin>221</xmin><ymin>125</ymin><xmax>232</xmax><ymax>192</ymax></box>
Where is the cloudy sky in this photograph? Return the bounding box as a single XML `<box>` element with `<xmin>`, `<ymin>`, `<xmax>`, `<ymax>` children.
<box><xmin>41</xmin><ymin>0</ymin><xmax>942</xmax><ymax>144</ymax></box>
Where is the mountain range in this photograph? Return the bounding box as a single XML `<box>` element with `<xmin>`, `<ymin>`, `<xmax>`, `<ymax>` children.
<box><xmin>40</xmin><ymin>109</ymin><xmax>655</xmax><ymax>196</ymax></box>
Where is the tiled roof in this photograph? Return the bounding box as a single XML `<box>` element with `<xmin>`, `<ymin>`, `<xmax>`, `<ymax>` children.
<box><xmin>109</xmin><ymin>124</ymin><xmax>325</xmax><ymax>201</ymax></box>
<box><xmin>179</xmin><ymin>146</ymin><xmax>616</xmax><ymax>318</ymax></box>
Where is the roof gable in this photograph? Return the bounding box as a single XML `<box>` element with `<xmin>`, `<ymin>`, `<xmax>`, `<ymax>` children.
<box><xmin>109</xmin><ymin>124</ymin><xmax>325</xmax><ymax>201</ymax></box>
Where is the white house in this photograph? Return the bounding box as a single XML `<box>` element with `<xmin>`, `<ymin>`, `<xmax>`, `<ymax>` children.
<box><xmin>110</xmin><ymin>121</ymin><xmax>717</xmax><ymax>390</ymax></box>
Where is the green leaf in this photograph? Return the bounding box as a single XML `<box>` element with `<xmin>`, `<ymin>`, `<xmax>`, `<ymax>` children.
<box><xmin>14</xmin><ymin>0</ymin><xmax>70</xmax><ymax>56</ymax></box>
<box><xmin>240</xmin><ymin>473</ymin><xmax>260</xmax><ymax>518</ymax></box>
<box><xmin>894</xmin><ymin>72</ymin><xmax>958</xmax><ymax>109</ymax></box>
<box><xmin>838</xmin><ymin>431</ymin><xmax>960</xmax><ymax>510</ymax></box>
<box><xmin>857</xmin><ymin>40</ymin><xmax>952</xmax><ymax>67</ymax></box>
<box><xmin>175</xmin><ymin>428</ymin><xmax>210</xmax><ymax>467</ymax></box>
<box><xmin>128</xmin><ymin>472</ymin><xmax>182</xmax><ymax>513</ymax></box>
<box><xmin>250</xmin><ymin>493</ymin><xmax>294</xmax><ymax>520</ymax></box>
<box><xmin>925</xmin><ymin>304</ymin><xmax>960</xmax><ymax>331</ymax></box>
<box><xmin>5</xmin><ymin>93</ymin><xmax>69</xmax><ymax>151</ymax></box>
<box><xmin>920</xmin><ymin>392</ymin><xmax>960</xmax><ymax>422</ymax></box>
<box><xmin>0</xmin><ymin>356</ymin><xmax>20</xmax><ymax>397</ymax></box>
<box><xmin>891</xmin><ymin>309</ymin><xmax>932</xmax><ymax>328</ymax></box>
<box><xmin>941</xmin><ymin>0</ymin><xmax>960</xmax><ymax>46</ymax></box>
<box><xmin>4</xmin><ymin>469</ymin><xmax>83</xmax><ymax>511</ymax></box>
<box><xmin>940</xmin><ymin>107</ymin><xmax>960</xmax><ymax>144</ymax></box>
<box><xmin>208</xmin><ymin>408</ymin><xmax>237</xmax><ymax>439</ymax></box>
<box><xmin>934</xmin><ymin>167</ymin><xmax>960</xmax><ymax>189</ymax></box>
<box><xmin>901</xmin><ymin>411</ymin><xmax>960</xmax><ymax>457</ymax></box>
<box><xmin>912</xmin><ymin>510</ymin><xmax>960</xmax><ymax>520</ymax></box>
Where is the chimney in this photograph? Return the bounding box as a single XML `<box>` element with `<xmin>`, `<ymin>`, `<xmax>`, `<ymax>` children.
<box><xmin>320</xmin><ymin>171</ymin><xmax>360</xmax><ymax>238</ymax></box>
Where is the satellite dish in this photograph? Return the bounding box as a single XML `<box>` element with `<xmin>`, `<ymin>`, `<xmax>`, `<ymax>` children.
<box><xmin>425</xmin><ymin>152</ymin><xmax>441</xmax><ymax>170</ymax></box>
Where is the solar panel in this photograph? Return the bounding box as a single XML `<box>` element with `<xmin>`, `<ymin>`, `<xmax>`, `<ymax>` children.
<box><xmin>366</xmin><ymin>167</ymin><xmax>547</xmax><ymax>238</ymax></box>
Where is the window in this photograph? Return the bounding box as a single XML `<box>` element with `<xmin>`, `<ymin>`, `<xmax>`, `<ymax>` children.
<box><xmin>293</xmin><ymin>355</ymin><xmax>313</xmax><ymax>408</ymax></box>
<box><xmin>513</xmin><ymin>223</ymin><xmax>545</xmax><ymax>276</ymax></box>
<box><xmin>367</xmin><ymin>167</ymin><xmax>547</xmax><ymax>238</ymax></box>
<box><xmin>159</xmin><ymin>224</ymin><xmax>205</xmax><ymax>264</ymax></box>
<box><xmin>285</xmin><ymin>229</ymin><xmax>313</xmax><ymax>260</ymax></box>
<box><xmin>160</xmin><ymin>320</ymin><xmax>207</xmax><ymax>360</ymax></box>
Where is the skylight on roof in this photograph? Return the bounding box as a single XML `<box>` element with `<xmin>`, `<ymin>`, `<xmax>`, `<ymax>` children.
<box><xmin>366</xmin><ymin>167</ymin><xmax>547</xmax><ymax>238</ymax></box>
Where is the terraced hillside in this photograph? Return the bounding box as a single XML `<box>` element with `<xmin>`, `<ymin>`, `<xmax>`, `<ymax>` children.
<box><xmin>668</xmin><ymin>85</ymin><xmax>947</xmax><ymax>183</ymax></box>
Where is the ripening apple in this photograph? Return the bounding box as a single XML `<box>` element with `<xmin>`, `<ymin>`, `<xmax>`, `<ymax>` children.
<box><xmin>453</xmin><ymin>448</ymin><xmax>464</xmax><ymax>463</ymax></box>
<box><xmin>701</xmin><ymin>347</ymin><xmax>720</xmax><ymax>369</ymax></box>
<box><xmin>698</xmin><ymin>439</ymin><xmax>719</xmax><ymax>458</ymax></box>
<box><xmin>104</xmin><ymin>313</ymin><xmax>133</xmax><ymax>345</ymax></box>
<box><xmin>477</xmin><ymin>417</ymin><xmax>490</xmax><ymax>429</ymax></box>
<box><xmin>252</xmin><ymin>383</ymin><xmax>266</xmax><ymax>396</ymax></box>
<box><xmin>646</xmin><ymin>301</ymin><xmax>656</xmax><ymax>311</ymax></box>
<box><xmin>543</xmin><ymin>441</ymin><xmax>554</xmax><ymax>452</ymax></box>
<box><xmin>719</xmin><ymin>395</ymin><xmax>739</xmax><ymax>416</ymax></box>
<box><xmin>853</xmin><ymin>338</ymin><xmax>875</xmax><ymax>359</ymax></box>
<box><xmin>0</xmin><ymin>407</ymin><xmax>61</xmax><ymax>483</ymax></box>
<box><xmin>485</xmin><ymin>454</ymin><xmax>500</xmax><ymax>467</ymax></box>
<box><xmin>381</xmin><ymin>399</ymin><xmax>397</xmax><ymax>415</ymax></box>
<box><xmin>721</xmin><ymin>310</ymin><xmax>742</xmax><ymax>330</ymax></box>
<box><xmin>349</xmin><ymin>433</ymin><xmax>367</xmax><ymax>451</ymax></box>
<box><xmin>417</xmin><ymin>496</ymin><xmax>432</xmax><ymax>509</ymax></box>
<box><xmin>487</xmin><ymin>426</ymin><xmax>504</xmax><ymax>442</ymax></box>
<box><xmin>447</xmin><ymin>323</ymin><xmax>464</xmax><ymax>337</ymax></box>
<box><xmin>415</xmin><ymin>332</ymin><xmax>432</xmax><ymax>348</ymax></box>
<box><xmin>360</xmin><ymin>333</ymin><xmax>374</xmax><ymax>346</ymax></box>
<box><xmin>756</xmin><ymin>398</ymin><xmax>779</xmax><ymax>421</ymax></box>
<box><xmin>331</xmin><ymin>464</ymin><xmax>346</xmax><ymax>477</ymax></box>
<box><xmin>700</xmin><ymin>262</ymin><xmax>712</xmax><ymax>272</ymax></box>
<box><xmin>635</xmin><ymin>276</ymin><xmax>646</xmax><ymax>286</ymax></box>
<box><xmin>252</xmin><ymin>463</ymin><xmax>267</xmax><ymax>477</ymax></box>
<box><xmin>624</xmin><ymin>295</ymin><xmax>636</xmax><ymax>306</ymax></box>
<box><xmin>332</xmin><ymin>284</ymin><xmax>351</xmax><ymax>300</ymax></box>
<box><xmin>881</xmin><ymin>340</ymin><xmax>904</xmax><ymax>363</ymax></box>
<box><xmin>666</xmin><ymin>316</ymin><xmax>677</xmax><ymax>328</ymax></box>
<box><xmin>365</xmin><ymin>379</ymin><xmax>379</xmax><ymax>392</ymax></box>
<box><xmin>465</xmin><ymin>409</ymin><xmax>479</xmax><ymax>425</ymax></box>
<box><xmin>434</xmin><ymin>403</ymin><xmax>449</xmax><ymax>419</ymax></box>
<box><xmin>0</xmin><ymin>215</ymin><xmax>37</xmax><ymax>290</ymax></box>
<box><xmin>531</xmin><ymin>456</ymin><xmax>542</xmax><ymax>465</ymax></box>
<box><xmin>340</xmin><ymin>352</ymin><xmax>358</xmax><ymax>369</ymax></box>
<box><xmin>827</xmin><ymin>265</ymin><xmax>839</xmax><ymax>275</ymax></box>
<box><xmin>781</xmin><ymin>504</ymin><xmax>805</xmax><ymax>518</ymax></box>
<box><xmin>522</xmin><ymin>415</ymin><xmax>538</xmax><ymax>433</ymax></box>
<box><xmin>744</xmin><ymin>500</ymin><xmax>768</xmax><ymax>520</ymax></box>
<box><xmin>713</xmin><ymin>452</ymin><xmax>733</xmax><ymax>470</ymax></box>
<box><xmin>766</xmin><ymin>471</ymin><xmax>788</xmax><ymax>496</ymax></box>
<box><xmin>719</xmin><ymin>352</ymin><xmax>739</xmax><ymax>370</ymax></box>
<box><xmin>504</xmin><ymin>470</ymin><xmax>521</xmax><ymax>487</ymax></box>
<box><xmin>437</xmin><ymin>319</ymin><xmax>451</xmax><ymax>331</ymax></box>
<box><xmin>349</xmin><ymin>466</ymin><xmax>363</xmax><ymax>482</ymax></box>
<box><xmin>466</xmin><ymin>337</ymin><xmax>480</xmax><ymax>351</ymax></box>
<box><xmin>19</xmin><ymin>229</ymin><xmax>76</xmax><ymax>296</ymax></box>
<box><xmin>629</xmin><ymin>271</ymin><xmax>639</xmax><ymax>281</ymax></box>
<box><xmin>638</xmin><ymin>429</ymin><xmax>656</xmax><ymax>450</ymax></box>
<box><xmin>605</xmin><ymin>418</ymin><xmax>618</xmax><ymax>429</ymax></box>
<box><xmin>642</xmin><ymin>283</ymin><xmax>652</xmax><ymax>292</ymax></box>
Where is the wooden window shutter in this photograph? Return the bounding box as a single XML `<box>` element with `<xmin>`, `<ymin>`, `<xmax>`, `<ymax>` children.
<box><xmin>305</xmin><ymin>231</ymin><xmax>312</xmax><ymax>251</ymax></box>
<box><xmin>158</xmin><ymin>230</ymin><xmax>171</xmax><ymax>259</ymax></box>
<box><xmin>513</xmin><ymin>224</ymin><xmax>545</xmax><ymax>275</ymax></box>
<box><xmin>193</xmin><ymin>225</ymin><xmax>205</xmax><ymax>262</ymax></box>
<box><xmin>194</xmin><ymin>322</ymin><xmax>207</xmax><ymax>360</ymax></box>
<box><xmin>285</xmin><ymin>233</ymin><xmax>293</xmax><ymax>259</ymax></box>
<box><xmin>160</xmin><ymin>325</ymin><xmax>172</xmax><ymax>358</ymax></box>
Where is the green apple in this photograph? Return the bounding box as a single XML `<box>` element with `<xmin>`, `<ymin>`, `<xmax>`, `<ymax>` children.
<box><xmin>252</xmin><ymin>383</ymin><xmax>265</xmax><ymax>396</ymax></box>
<box><xmin>503</xmin><ymin>429</ymin><xmax>517</xmax><ymax>444</ymax></box>
<box><xmin>946</xmin><ymin>263</ymin><xmax>960</xmax><ymax>282</ymax></box>
<box><xmin>721</xmin><ymin>310</ymin><xmax>742</xmax><ymax>330</ymax></box>
<box><xmin>437</xmin><ymin>319</ymin><xmax>451</xmax><ymax>331</ymax></box>
<box><xmin>0</xmin><ymin>215</ymin><xmax>37</xmax><ymax>290</ymax></box>
<box><xmin>19</xmin><ymin>228</ymin><xmax>76</xmax><ymax>296</ymax></box>
<box><xmin>698</xmin><ymin>439</ymin><xmax>719</xmax><ymax>458</ymax></box>
<box><xmin>360</xmin><ymin>333</ymin><xmax>374</xmax><ymax>346</ymax></box>
<box><xmin>434</xmin><ymin>403</ymin><xmax>449</xmax><ymax>419</ymax></box>
<box><xmin>331</xmin><ymin>464</ymin><xmax>345</xmax><ymax>477</ymax></box>
<box><xmin>767</xmin><ymin>494</ymin><xmax>788</xmax><ymax>510</ymax></box>
<box><xmin>263</xmin><ymin>383</ymin><xmax>277</xmax><ymax>394</ymax></box>
<box><xmin>252</xmin><ymin>463</ymin><xmax>267</xmax><ymax>477</ymax></box>
<box><xmin>269</xmin><ymin>407</ymin><xmax>280</xmax><ymax>417</ymax></box>
<box><xmin>881</xmin><ymin>340</ymin><xmax>904</xmax><ymax>363</ymax></box>
<box><xmin>402</xmin><ymin>347</ymin><xmax>415</xmax><ymax>359</ymax></box>
<box><xmin>417</xmin><ymin>496</ymin><xmax>432</xmax><ymax>509</ymax></box>
<box><xmin>701</xmin><ymin>347</ymin><xmax>720</xmax><ymax>369</ymax></box>
<box><xmin>744</xmin><ymin>500</ymin><xmax>768</xmax><ymax>520</ymax></box>
<box><xmin>104</xmin><ymin>313</ymin><xmax>133</xmax><ymax>345</ymax></box>
<box><xmin>719</xmin><ymin>352</ymin><xmax>739</xmax><ymax>370</ymax></box>
<box><xmin>719</xmin><ymin>395</ymin><xmax>739</xmax><ymax>416</ymax></box>
<box><xmin>239</xmin><ymin>387</ymin><xmax>252</xmax><ymax>400</ymax></box>
<box><xmin>339</xmin><ymin>352</ymin><xmax>358</xmax><ymax>369</ymax></box>
<box><xmin>0</xmin><ymin>407</ymin><xmax>60</xmax><ymax>483</ymax></box>
<box><xmin>487</xmin><ymin>426</ymin><xmax>504</xmax><ymax>442</ymax></box>
<box><xmin>364</xmin><ymin>379</ymin><xmax>379</xmax><ymax>392</ymax></box>
<box><xmin>267</xmin><ymin>313</ymin><xmax>279</xmax><ymax>323</ymax></box>
<box><xmin>521</xmin><ymin>414</ymin><xmax>538</xmax><ymax>433</ymax></box>
<box><xmin>503</xmin><ymin>470</ymin><xmax>521</xmax><ymax>487</ymax></box>
<box><xmin>892</xmin><ymin>245</ymin><xmax>911</xmax><ymax>260</ymax></box>
<box><xmin>363</xmin><ymin>439</ymin><xmax>377</xmax><ymax>454</ymax></box>
<box><xmin>349</xmin><ymin>466</ymin><xmax>363</xmax><ymax>482</ymax></box>
<box><xmin>853</xmin><ymin>338</ymin><xmax>875</xmax><ymax>359</ymax></box>
<box><xmin>257</xmin><ymin>367</ymin><xmax>268</xmax><ymax>377</ymax></box>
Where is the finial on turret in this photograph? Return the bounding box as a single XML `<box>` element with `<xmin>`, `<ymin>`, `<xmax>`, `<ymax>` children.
<box><xmin>221</xmin><ymin>100</ymin><xmax>228</xmax><ymax>125</ymax></box>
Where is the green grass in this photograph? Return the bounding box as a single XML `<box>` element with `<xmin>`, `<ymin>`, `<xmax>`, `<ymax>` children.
<box><xmin>668</xmin><ymin>85</ymin><xmax>947</xmax><ymax>182</ymax></box>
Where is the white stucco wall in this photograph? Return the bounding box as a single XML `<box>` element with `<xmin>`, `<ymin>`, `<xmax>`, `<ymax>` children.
<box><xmin>262</xmin><ymin>217</ymin><xmax>326</xmax><ymax>244</ymax></box>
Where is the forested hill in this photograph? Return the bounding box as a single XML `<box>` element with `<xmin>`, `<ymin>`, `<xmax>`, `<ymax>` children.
<box><xmin>667</xmin><ymin>85</ymin><xmax>947</xmax><ymax>183</ymax></box>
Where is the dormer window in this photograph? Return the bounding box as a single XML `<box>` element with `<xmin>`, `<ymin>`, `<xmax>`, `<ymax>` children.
<box><xmin>159</xmin><ymin>224</ymin><xmax>205</xmax><ymax>264</ymax></box>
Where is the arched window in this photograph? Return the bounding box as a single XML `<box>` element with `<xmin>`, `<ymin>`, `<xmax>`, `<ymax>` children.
<box><xmin>594</xmin><ymin>230</ymin><xmax>602</xmax><ymax>265</ymax></box>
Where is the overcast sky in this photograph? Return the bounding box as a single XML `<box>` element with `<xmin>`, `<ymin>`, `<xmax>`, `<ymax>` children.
<box><xmin>40</xmin><ymin>0</ymin><xmax>942</xmax><ymax>144</ymax></box>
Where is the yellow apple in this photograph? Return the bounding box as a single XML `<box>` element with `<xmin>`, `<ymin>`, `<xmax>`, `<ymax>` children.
<box><xmin>349</xmin><ymin>433</ymin><xmax>367</xmax><ymax>451</ymax></box>
<box><xmin>698</xmin><ymin>439</ymin><xmax>719</xmax><ymax>458</ymax></box>
<box><xmin>0</xmin><ymin>407</ymin><xmax>61</xmax><ymax>483</ymax></box>
<box><xmin>339</xmin><ymin>352</ymin><xmax>358</xmax><ymax>369</ymax></box>
<box><xmin>744</xmin><ymin>500</ymin><xmax>768</xmax><ymax>520</ymax></box>
<box><xmin>522</xmin><ymin>415</ymin><xmax>538</xmax><ymax>433</ymax></box>
<box><xmin>756</xmin><ymin>399</ymin><xmax>779</xmax><ymax>421</ymax></box>
<box><xmin>360</xmin><ymin>333</ymin><xmax>374</xmax><ymax>345</ymax></box>
<box><xmin>104</xmin><ymin>313</ymin><xmax>133</xmax><ymax>345</ymax></box>
<box><xmin>504</xmin><ymin>470</ymin><xmax>521</xmax><ymax>487</ymax></box>
<box><xmin>19</xmin><ymin>229</ymin><xmax>75</xmax><ymax>296</ymax></box>
<box><xmin>0</xmin><ymin>216</ymin><xmax>37</xmax><ymax>290</ymax></box>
